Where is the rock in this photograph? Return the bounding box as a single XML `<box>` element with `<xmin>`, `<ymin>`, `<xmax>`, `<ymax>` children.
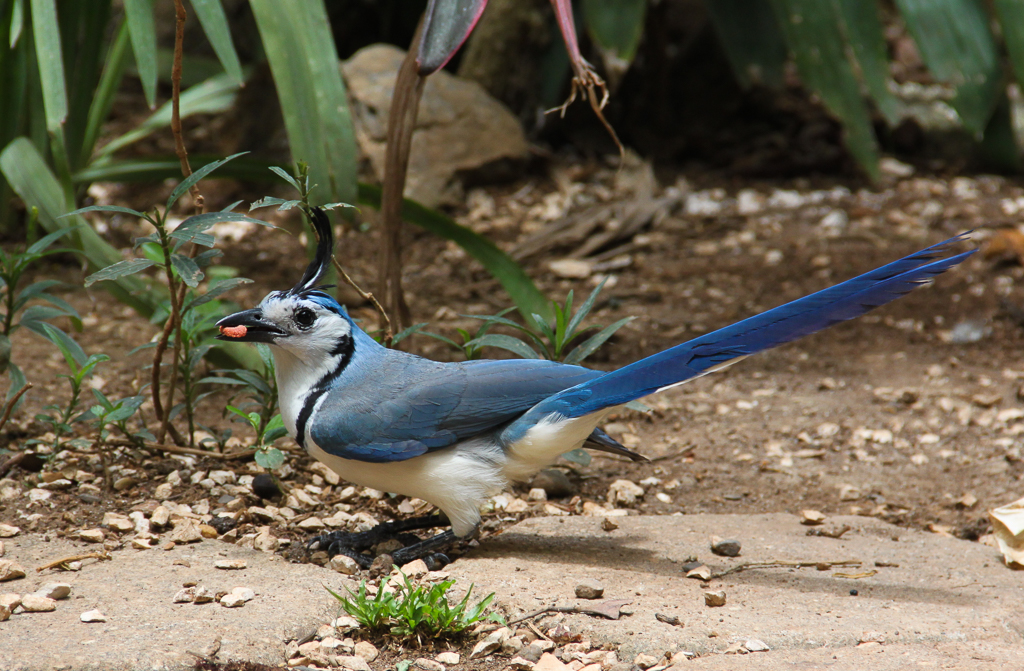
<box><xmin>0</xmin><ymin>559</ymin><xmax>26</xmax><ymax>582</ymax></box>
<box><xmin>0</xmin><ymin>540</ymin><xmax>4</xmax><ymax>556</ymax></box>
<box><xmin>131</xmin><ymin>537</ymin><xmax>155</xmax><ymax>550</ymax></box>
<box><xmin>80</xmin><ymin>609</ymin><xmax>107</xmax><ymax>622</ymax></box>
<box><xmin>501</xmin><ymin>635</ymin><xmax>524</xmax><ymax>654</ymax></box>
<box><xmin>470</xmin><ymin>636</ymin><xmax>501</xmax><ymax>659</ymax></box>
<box><xmin>192</xmin><ymin>587</ymin><xmax>215</xmax><ymax>604</ymax></box>
<box><xmin>79</xmin><ymin>528</ymin><xmax>105</xmax><ymax>543</ymax></box>
<box><xmin>801</xmin><ymin>510</ymin><xmax>827</xmax><ymax>525</ymax></box>
<box><xmin>332</xmin><ymin>615</ymin><xmax>360</xmax><ymax>632</ymax></box>
<box><xmin>414</xmin><ymin>658</ymin><xmax>444</xmax><ymax>671</ymax></box>
<box><xmin>153</xmin><ymin>482</ymin><xmax>173</xmax><ymax>499</ymax></box>
<box><xmin>704</xmin><ymin>591</ymin><xmax>727</xmax><ymax>607</ymax></box>
<box><xmin>0</xmin><ymin>604</ymin><xmax>9</xmax><ymax>622</ymax></box>
<box><xmin>35</xmin><ymin>583</ymin><xmax>71</xmax><ymax>600</ymax></box>
<box><xmin>297</xmin><ymin>516</ymin><xmax>325</xmax><ymax>530</ymax></box>
<box><xmin>150</xmin><ymin>505</ymin><xmax>170</xmax><ymax>528</ymax></box>
<box><xmin>335</xmin><ymin>655</ymin><xmax>372</xmax><ymax>671</ymax></box>
<box><xmin>535</xmin><ymin>652</ymin><xmax>569</xmax><ymax>671</ymax></box>
<box><xmin>509</xmin><ymin>656</ymin><xmax>535</xmax><ymax>670</ymax></box>
<box><xmin>1</xmin><ymin>592</ymin><xmax>22</xmax><ymax>610</ymax></box>
<box><xmin>169</xmin><ymin>518</ymin><xmax>203</xmax><ymax>544</ymax></box>
<box><xmin>253</xmin><ymin>529</ymin><xmax>280</xmax><ymax>553</ymax></box>
<box><xmin>436</xmin><ymin>651</ymin><xmax>460</xmax><ymax>665</ymax></box>
<box><xmin>744</xmin><ymin>639</ymin><xmax>770</xmax><ymax>652</ymax></box>
<box><xmin>220</xmin><ymin>592</ymin><xmax>246</xmax><ymax>607</ymax></box>
<box><xmin>549</xmin><ymin>259</ymin><xmax>593</xmax><ymax>279</ymax></box>
<box><xmin>21</xmin><ymin>594</ymin><xmax>57</xmax><ymax>612</ymax></box>
<box><xmin>101</xmin><ymin>512</ymin><xmax>133</xmax><ymax>533</ymax></box>
<box><xmin>128</xmin><ymin>511</ymin><xmax>151</xmax><ymax>535</ymax></box>
<box><xmin>113</xmin><ymin>476</ymin><xmax>138</xmax><ymax>491</ymax></box>
<box><xmin>329</xmin><ymin>555</ymin><xmax>360</xmax><ymax>575</ymax></box>
<box><xmin>531</xmin><ymin>469</ymin><xmax>576</xmax><ymax>499</ymax></box>
<box><xmin>601</xmin><ymin>518</ymin><xmax>619</xmax><ymax>532</ymax></box>
<box><xmin>354</xmin><ymin>641</ymin><xmax>378</xmax><ymax>662</ymax></box>
<box><xmin>199</xmin><ymin>524</ymin><xmax>219</xmax><ymax>539</ymax></box>
<box><xmin>230</xmin><ymin>587</ymin><xmax>255</xmax><ymax>602</ymax></box>
<box><xmin>607</xmin><ymin>479</ymin><xmax>644</xmax><ymax>507</ymax></box>
<box><xmin>400</xmin><ymin>558</ymin><xmax>429</xmax><ymax>578</ymax></box>
<box><xmin>574</xmin><ymin>579</ymin><xmax>604</xmax><ymax>599</ymax></box>
<box><xmin>710</xmin><ymin>537</ymin><xmax>741</xmax><ymax>557</ymax></box>
<box><xmin>528</xmin><ymin>487</ymin><xmax>548</xmax><ymax>502</ymax></box>
<box><xmin>214</xmin><ymin>559</ymin><xmax>247</xmax><ymax>570</ymax></box>
<box><xmin>342</xmin><ymin>44</ymin><xmax>529</xmax><ymax>208</ymax></box>
<box><xmin>209</xmin><ymin>470</ymin><xmax>236</xmax><ymax>485</ymax></box>
<box><xmin>633</xmin><ymin>653</ymin><xmax>660</xmax><ymax>669</ymax></box>
<box><xmin>173</xmin><ymin>587</ymin><xmax>196</xmax><ymax>603</ymax></box>
<box><xmin>38</xmin><ymin>478</ymin><xmax>73</xmax><ymax>490</ymax></box>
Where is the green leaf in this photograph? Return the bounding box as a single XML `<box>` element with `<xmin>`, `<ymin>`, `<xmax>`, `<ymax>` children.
<box><xmin>0</xmin><ymin>138</ymin><xmax>160</xmax><ymax>317</ymax></box>
<box><xmin>566</xmin><ymin>277</ymin><xmax>607</xmax><ymax>340</ymax></box>
<box><xmin>358</xmin><ymin>183</ymin><xmax>552</xmax><ymax>327</ymax></box>
<box><xmin>563</xmin><ymin>317</ymin><xmax>634</xmax><ymax>365</ymax></box>
<box><xmin>268</xmin><ymin>165</ymin><xmax>301</xmax><ymax>191</ymax></box>
<box><xmin>28</xmin><ymin>0</ymin><xmax>67</xmax><ymax>132</ymax></box>
<box><xmin>168</xmin><ymin>210</ymin><xmax>270</xmax><ymax>244</ymax></box>
<box><xmin>166</xmin><ymin>152</ymin><xmax>247</xmax><ymax>212</ymax></box>
<box><xmin>24</xmin><ymin>225</ymin><xmax>74</xmax><ymax>255</ymax></box>
<box><xmin>37</xmin><ymin>322</ymin><xmax>88</xmax><ymax>367</ymax></box>
<box><xmin>250</xmin><ymin>0</ymin><xmax>357</xmax><ymax>206</ymax></box>
<box><xmin>190</xmin><ymin>0</ymin><xmax>243</xmax><ymax>85</ymax></box>
<box><xmin>834</xmin><ymin>0</ymin><xmax>900</xmax><ymax>126</ymax></box>
<box><xmin>255</xmin><ymin>447</ymin><xmax>285</xmax><ymax>471</ymax></box>
<box><xmin>81</xmin><ymin>20</ymin><xmax>131</xmax><ymax>165</ymax></box>
<box><xmin>464</xmin><ymin>334</ymin><xmax>543</xmax><ymax>359</ymax></box>
<box><xmin>170</xmin><ymin>254</ymin><xmax>203</xmax><ymax>288</ymax></box>
<box><xmin>9</xmin><ymin>0</ymin><xmax>23</xmax><ymax>48</ymax></box>
<box><xmin>392</xmin><ymin>322</ymin><xmax>428</xmax><ymax>346</ymax></box>
<box><xmin>84</xmin><ymin>258</ymin><xmax>156</xmax><ymax>287</ymax></box>
<box><xmin>581</xmin><ymin>0</ymin><xmax>647</xmax><ymax>67</ymax></box>
<box><xmin>123</xmin><ymin>0</ymin><xmax>157</xmax><ymax>108</ymax></box>
<box><xmin>20</xmin><ymin>304</ymin><xmax>72</xmax><ymax>322</ymax></box>
<box><xmin>5</xmin><ymin>363</ymin><xmax>27</xmax><ymax>406</ymax></box>
<box><xmin>0</xmin><ymin>334</ymin><xmax>10</xmax><ymax>375</ymax></box>
<box><xmin>249</xmin><ymin>196</ymin><xmax>299</xmax><ymax>212</ymax></box>
<box><xmin>705</xmin><ymin>0</ymin><xmax>787</xmax><ymax>89</ymax></box>
<box><xmin>97</xmin><ymin>72</ymin><xmax>241</xmax><ymax>158</ymax></box>
<box><xmin>64</xmin><ymin>204</ymin><xmax>149</xmax><ymax>221</ymax></box>
<box><xmin>895</xmin><ymin>0</ymin><xmax>1000</xmax><ymax>136</ymax></box>
<box><xmin>184</xmin><ymin>277</ymin><xmax>252</xmax><ymax>311</ymax></box>
<box><xmin>996</xmin><ymin>0</ymin><xmax>1024</xmax><ymax>93</ymax></box>
<box><xmin>768</xmin><ymin>0</ymin><xmax>880</xmax><ymax>179</ymax></box>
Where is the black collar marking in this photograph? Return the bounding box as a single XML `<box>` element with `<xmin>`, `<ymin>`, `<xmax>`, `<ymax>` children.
<box><xmin>295</xmin><ymin>334</ymin><xmax>355</xmax><ymax>449</ymax></box>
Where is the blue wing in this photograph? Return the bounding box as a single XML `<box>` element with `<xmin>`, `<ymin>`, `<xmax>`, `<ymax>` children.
<box><xmin>308</xmin><ymin>357</ymin><xmax>601</xmax><ymax>463</ymax></box>
<box><xmin>505</xmin><ymin>234</ymin><xmax>974</xmax><ymax>436</ymax></box>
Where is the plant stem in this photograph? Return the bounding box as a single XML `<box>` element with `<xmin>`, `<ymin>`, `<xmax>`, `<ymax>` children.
<box><xmin>171</xmin><ymin>0</ymin><xmax>202</xmax><ymax>214</ymax></box>
<box><xmin>0</xmin><ymin>383</ymin><xmax>32</xmax><ymax>434</ymax></box>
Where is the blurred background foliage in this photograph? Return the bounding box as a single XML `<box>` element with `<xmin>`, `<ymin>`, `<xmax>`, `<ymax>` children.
<box><xmin>2</xmin><ymin>0</ymin><xmax>1024</xmax><ymax>322</ymax></box>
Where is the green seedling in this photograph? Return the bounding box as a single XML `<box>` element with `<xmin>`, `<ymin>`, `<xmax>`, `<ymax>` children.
<box><xmin>327</xmin><ymin>572</ymin><xmax>503</xmax><ymax>639</ymax></box>
<box><xmin>227</xmin><ymin>405</ymin><xmax>287</xmax><ymax>471</ymax></box>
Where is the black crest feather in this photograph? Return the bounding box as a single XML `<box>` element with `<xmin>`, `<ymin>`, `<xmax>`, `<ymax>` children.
<box><xmin>290</xmin><ymin>208</ymin><xmax>334</xmax><ymax>295</ymax></box>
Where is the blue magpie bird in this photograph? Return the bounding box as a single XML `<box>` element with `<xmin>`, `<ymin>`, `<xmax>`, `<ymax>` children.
<box><xmin>218</xmin><ymin>210</ymin><xmax>972</xmax><ymax>567</ymax></box>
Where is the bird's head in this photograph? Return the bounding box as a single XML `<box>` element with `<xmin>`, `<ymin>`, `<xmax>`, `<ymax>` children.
<box><xmin>216</xmin><ymin>209</ymin><xmax>354</xmax><ymax>362</ymax></box>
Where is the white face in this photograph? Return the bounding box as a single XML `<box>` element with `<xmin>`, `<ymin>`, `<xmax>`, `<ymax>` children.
<box><xmin>258</xmin><ymin>292</ymin><xmax>353</xmax><ymax>364</ymax></box>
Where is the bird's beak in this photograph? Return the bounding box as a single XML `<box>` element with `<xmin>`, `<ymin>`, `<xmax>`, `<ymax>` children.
<box><xmin>216</xmin><ymin>308</ymin><xmax>287</xmax><ymax>343</ymax></box>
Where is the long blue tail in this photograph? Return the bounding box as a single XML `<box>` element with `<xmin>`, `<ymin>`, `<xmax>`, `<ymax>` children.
<box><xmin>540</xmin><ymin>234</ymin><xmax>974</xmax><ymax>419</ymax></box>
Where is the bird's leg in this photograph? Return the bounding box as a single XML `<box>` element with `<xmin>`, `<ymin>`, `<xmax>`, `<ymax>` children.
<box><xmin>308</xmin><ymin>512</ymin><xmax>454</xmax><ymax>568</ymax></box>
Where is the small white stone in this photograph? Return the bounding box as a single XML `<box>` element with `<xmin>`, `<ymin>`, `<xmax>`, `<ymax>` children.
<box><xmin>220</xmin><ymin>592</ymin><xmax>246</xmax><ymax>607</ymax></box>
<box><xmin>153</xmin><ymin>482</ymin><xmax>173</xmax><ymax>499</ymax></box>
<box><xmin>549</xmin><ymin>259</ymin><xmax>593</xmax><ymax>279</ymax></box>
<box><xmin>102</xmin><ymin>512</ymin><xmax>134</xmax><ymax>533</ymax></box>
<box><xmin>209</xmin><ymin>470</ymin><xmax>236</xmax><ymax>485</ymax></box>
<box><xmin>28</xmin><ymin>489</ymin><xmax>52</xmax><ymax>502</ymax></box>
<box><xmin>354</xmin><ymin>640</ymin><xmax>379</xmax><ymax>662</ymax></box>
<box><xmin>0</xmin><ymin>559</ymin><xmax>26</xmax><ymax>582</ymax></box>
<box><xmin>744</xmin><ymin>639</ymin><xmax>770</xmax><ymax>652</ymax></box>
<box><xmin>329</xmin><ymin>555</ymin><xmax>360</xmax><ymax>575</ymax></box>
<box><xmin>230</xmin><ymin>587</ymin><xmax>255</xmax><ymax>602</ymax></box>
<box><xmin>607</xmin><ymin>479</ymin><xmax>644</xmax><ymax>507</ymax></box>
<box><xmin>528</xmin><ymin>487</ymin><xmax>547</xmax><ymax>501</ymax></box>
<box><xmin>79</xmin><ymin>529</ymin><xmax>105</xmax><ymax>543</ymax></box>
<box><xmin>150</xmin><ymin>505</ymin><xmax>170</xmax><ymax>528</ymax></box>
<box><xmin>414</xmin><ymin>659</ymin><xmax>445</xmax><ymax>671</ymax></box>
<box><xmin>35</xmin><ymin>582</ymin><xmax>71</xmax><ymax>600</ymax></box>
<box><xmin>21</xmin><ymin>594</ymin><xmax>57</xmax><ymax>612</ymax></box>
<box><xmin>436</xmin><ymin>651</ymin><xmax>460</xmax><ymax>665</ymax></box>
<box><xmin>297</xmin><ymin>516</ymin><xmax>325</xmax><ymax>530</ymax></box>
<box><xmin>335</xmin><ymin>655</ymin><xmax>372</xmax><ymax>671</ymax></box>
<box><xmin>192</xmin><ymin>587</ymin><xmax>215</xmax><ymax>604</ymax></box>
<box><xmin>214</xmin><ymin>559</ymin><xmax>247</xmax><ymax>570</ymax></box>
<box><xmin>80</xmin><ymin>609</ymin><xmax>107</xmax><ymax>622</ymax></box>
<box><xmin>173</xmin><ymin>587</ymin><xmax>196</xmax><ymax>603</ymax></box>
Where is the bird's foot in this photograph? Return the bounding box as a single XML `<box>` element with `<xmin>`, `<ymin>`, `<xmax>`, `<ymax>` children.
<box><xmin>307</xmin><ymin>513</ymin><xmax>454</xmax><ymax>571</ymax></box>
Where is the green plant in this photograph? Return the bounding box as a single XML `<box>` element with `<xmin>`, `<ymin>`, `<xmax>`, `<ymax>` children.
<box><xmin>0</xmin><ymin>218</ymin><xmax>82</xmax><ymax>402</ymax></box>
<box><xmin>227</xmin><ymin>406</ymin><xmax>287</xmax><ymax>470</ymax></box>
<box><xmin>462</xmin><ymin>279</ymin><xmax>633</xmax><ymax>364</ymax></box>
<box><xmin>422</xmin><ymin>307</ymin><xmax>516</xmax><ymax>361</ymax></box>
<box><xmin>88</xmin><ymin>387</ymin><xmax>149</xmax><ymax>490</ymax></box>
<box><xmin>327</xmin><ymin>572</ymin><xmax>503</xmax><ymax>639</ymax></box>
<box><xmin>68</xmin><ymin>153</ymin><xmax>275</xmax><ymax>445</ymax></box>
<box><xmin>31</xmin><ymin>323</ymin><xmax>107</xmax><ymax>454</ymax></box>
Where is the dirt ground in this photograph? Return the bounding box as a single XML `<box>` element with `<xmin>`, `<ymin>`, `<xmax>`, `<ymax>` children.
<box><xmin>2</xmin><ymin>157</ymin><xmax>1023</xmax><ymax>573</ymax></box>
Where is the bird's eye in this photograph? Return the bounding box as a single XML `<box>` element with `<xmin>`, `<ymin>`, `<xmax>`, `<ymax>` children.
<box><xmin>294</xmin><ymin>307</ymin><xmax>316</xmax><ymax>329</ymax></box>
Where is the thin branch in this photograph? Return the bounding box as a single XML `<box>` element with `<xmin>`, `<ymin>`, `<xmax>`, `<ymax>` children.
<box><xmin>36</xmin><ymin>551</ymin><xmax>112</xmax><ymax>573</ymax></box>
<box><xmin>332</xmin><ymin>257</ymin><xmax>392</xmax><ymax>347</ymax></box>
<box><xmin>710</xmin><ymin>559</ymin><xmax>862</xmax><ymax>581</ymax></box>
<box><xmin>0</xmin><ymin>383</ymin><xmax>32</xmax><ymax>434</ymax></box>
<box><xmin>171</xmin><ymin>0</ymin><xmax>202</xmax><ymax>214</ymax></box>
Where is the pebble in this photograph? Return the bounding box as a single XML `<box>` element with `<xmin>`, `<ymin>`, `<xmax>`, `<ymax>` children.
<box><xmin>528</xmin><ymin>487</ymin><xmax>548</xmax><ymax>502</ymax></box>
<box><xmin>400</xmin><ymin>558</ymin><xmax>429</xmax><ymax>578</ymax></box>
<box><xmin>550</xmin><ymin>259</ymin><xmax>593</xmax><ymax>279</ymax></box>
<box><xmin>101</xmin><ymin>512</ymin><xmax>134</xmax><ymax>533</ymax></box>
<box><xmin>253</xmin><ymin>529</ymin><xmax>280</xmax><ymax>553</ymax></box>
<box><xmin>414</xmin><ymin>659</ymin><xmax>444</xmax><ymax>671</ymax></box>
<box><xmin>21</xmin><ymin>594</ymin><xmax>57</xmax><ymax>612</ymax></box>
<box><xmin>173</xmin><ymin>587</ymin><xmax>196</xmax><ymax>603</ymax></box>
<box><xmin>35</xmin><ymin>582</ymin><xmax>71</xmax><ymax>600</ymax></box>
<box><xmin>0</xmin><ymin>559</ymin><xmax>26</xmax><ymax>582</ymax></box>
<box><xmin>335</xmin><ymin>655</ymin><xmax>372</xmax><ymax>671</ymax></box>
<box><xmin>704</xmin><ymin>591</ymin><xmax>727</xmax><ymax>607</ymax></box>
<box><xmin>79</xmin><ymin>529</ymin><xmax>105</xmax><ymax>543</ymax></box>
<box><xmin>710</xmin><ymin>537</ymin><xmax>741</xmax><ymax>557</ymax></box>
<box><xmin>193</xmin><ymin>587</ymin><xmax>215</xmax><ymax>604</ymax></box>
<box><xmin>801</xmin><ymin>510</ymin><xmax>827</xmax><ymax>525</ymax></box>
<box><xmin>606</xmin><ymin>479</ymin><xmax>644</xmax><ymax>507</ymax></box>
<box><xmin>200</xmin><ymin>524</ymin><xmax>219</xmax><ymax>539</ymax></box>
<box><xmin>80</xmin><ymin>609</ymin><xmax>107</xmax><ymax>622</ymax></box>
<box><xmin>154</xmin><ymin>482</ymin><xmax>173</xmax><ymax>499</ymax></box>
<box><xmin>601</xmin><ymin>518</ymin><xmax>619</xmax><ymax>532</ymax></box>
<box><xmin>1</xmin><ymin>593</ymin><xmax>21</xmax><ymax>610</ymax></box>
<box><xmin>509</xmin><ymin>657</ymin><xmax>535</xmax><ymax>670</ymax></box>
<box><xmin>354</xmin><ymin>641</ymin><xmax>379</xmax><ymax>662</ymax></box>
<box><xmin>297</xmin><ymin>516</ymin><xmax>325</xmax><ymax>530</ymax></box>
<box><xmin>574</xmin><ymin>579</ymin><xmax>605</xmax><ymax>599</ymax></box>
<box><xmin>214</xmin><ymin>559</ymin><xmax>247</xmax><ymax>570</ymax></box>
<box><xmin>436</xmin><ymin>652</ymin><xmax>460</xmax><ymax>665</ymax></box>
<box><xmin>0</xmin><ymin>603</ymin><xmax>9</xmax><ymax>622</ymax></box>
<box><xmin>220</xmin><ymin>592</ymin><xmax>246</xmax><ymax>608</ymax></box>
<box><xmin>150</xmin><ymin>505</ymin><xmax>170</xmax><ymax>528</ymax></box>
<box><xmin>0</xmin><ymin>540</ymin><xmax>4</xmax><ymax>556</ymax></box>
<box><xmin>633</xmin><ymin>653</ymin><xmax>660</xmax><ymax>669</ymax></box>
<box><xmin>329</xmin><ymin>555</ymin><xmax>360</xmax><ymax>575</ymax></box>
<box><xmin>534</xmin><ymin>652</ymin><xmax>570</xmax><ymax>671</ymax></box>
<box><xmin>113</xmin><ymin>476</ymin><xmax>137</xmax><ymax>491</ymax></box>
<box><xmin>744</xmin><ymin>639</ymin><xmax>770</xmax><ymax>652</ymax></box>
<box><xmin>28</xmin><ymin>489</ymin><xmax>51</xmax><ymax>502</ymax></box>
<box><xmin>169</xmin><ymin>518</ymin><xmax>203</xmax><ymax>544</ymax></box>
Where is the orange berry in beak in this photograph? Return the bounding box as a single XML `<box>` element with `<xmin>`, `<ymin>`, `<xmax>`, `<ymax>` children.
<box><xmin>219</xmin><ymin>324</ymin><xmax>247</xmax><ymax>338</ymax></box>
